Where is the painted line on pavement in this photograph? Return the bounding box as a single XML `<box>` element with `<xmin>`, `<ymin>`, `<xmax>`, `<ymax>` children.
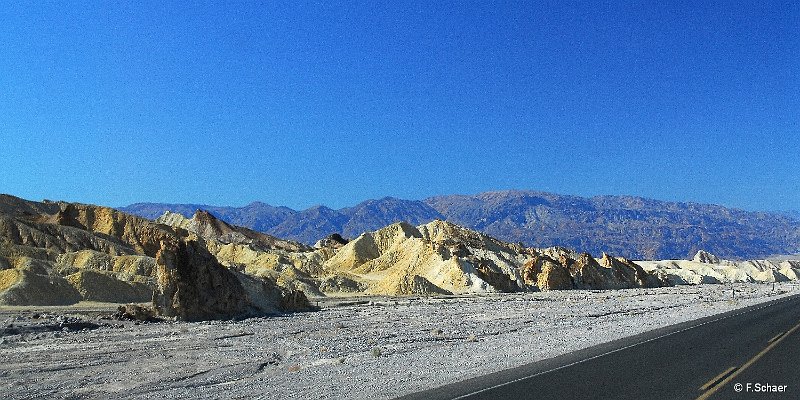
<box><xmin>696</xmin><ymin>320</ymin><xmax>800</xmax><ymax>400</ymax></box>
<box><xmin>768</xmin><ymin>331</ymin><xmax>785</xmax><ymax>343</ymax></box>
<box><xmin>449</xmin><ymin>296</ymin><xmax>795</xmax><ymax>400</ymax></box>
<box><xmin>699</xmin><ymin>366</ymin><xmax>737</xmax><ymax>391</ymax></box>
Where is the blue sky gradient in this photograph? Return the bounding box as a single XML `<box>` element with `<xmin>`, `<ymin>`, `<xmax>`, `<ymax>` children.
<box><xmin>1</xmin><ymin>2</ymin><xmax>797</xmax><ymax>211</ymax></box>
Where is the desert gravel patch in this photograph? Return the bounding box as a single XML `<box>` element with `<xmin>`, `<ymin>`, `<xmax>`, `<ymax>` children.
<box><xmin>1</xmin><ymin>283</ymin><xmax>797</xmax><ymax>399</ymax></box>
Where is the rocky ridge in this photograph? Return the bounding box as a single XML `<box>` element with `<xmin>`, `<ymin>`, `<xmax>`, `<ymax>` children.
<box><xmin>120</xmin><ymin>190</ymin><xmax>800</xmax><ymax>260</ymax></box>
<box><xmin>156</xmin><ymin>210</ymin><xmax>310</xmax><ymax>253</ymax></box>
<box><xmin>318</xmin><ymin>220</ymin><xmax>666</xmax><ymax>295</ymax></box>
<box><xmin>3</xmin><ymin>194</ymin><xmax>800</xmax><ymax>314</ymax></box>
<box><xmin>639</xmin><ymin>251</ymin><xmax>800</xmax><ymax>285</ymax></box>
<box><xmin>0</xmin><ymin>196</ymin><xmax>311</xmax><ymax>320</ymax></box>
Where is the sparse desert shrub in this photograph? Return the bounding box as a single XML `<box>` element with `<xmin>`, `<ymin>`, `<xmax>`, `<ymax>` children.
<box><xmin>371</xmin><ymin>347</ymin><xmax>382</xmax><ymax>357</ymax></box>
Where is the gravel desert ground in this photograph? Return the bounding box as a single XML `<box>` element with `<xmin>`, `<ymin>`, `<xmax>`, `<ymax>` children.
<box><xmin>2</xmin><ymin>282</ymin><xmax>797</xmax><ymax>399</ymax></box>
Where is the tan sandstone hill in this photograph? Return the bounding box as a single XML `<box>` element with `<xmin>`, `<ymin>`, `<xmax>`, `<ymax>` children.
<box><xmin>153</xmin><ymin>234</ymin><xmax>312</xmax><ymax>321</ymax></box>
<box><xmin>321</xmin><ymin>220</ymin><xmax>522</xmax><ymax>295</ymax></box>
<box><xmin>320</xmin><ymin>220</ymin><xmax>664</xmax><ymax>295</ymax></box>
<box><xmin>155</xmin><ymin>209</ymin><xmax>334</xmax><ymax>297</ymax></box>
<box><xmin>0</xmin><ymin>197</ymin><xmax>159</xmax><ymax>306</ymax></box>
<box><xmin>157</xmin><ymin>210</ymin><xmax>310</xmax><ymax>252</ymax></box>
<box><xmin>0</xmin><ymin>195</ymin><xmax>312</xmax><ymax>319</ymax></box>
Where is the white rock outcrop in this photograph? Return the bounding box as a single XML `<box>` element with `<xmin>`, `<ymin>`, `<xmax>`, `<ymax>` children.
<box><xmin>637</xmin><ymin>251</ymin><xmax>800</xmax><ymax>285</ymax></box>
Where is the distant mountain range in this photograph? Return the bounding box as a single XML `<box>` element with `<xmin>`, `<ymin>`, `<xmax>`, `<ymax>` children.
<box><xmin>782</xmin><ymin>210</ymin><xmax>800</xmax><ymax>220</ymax></box>
<box><xmin>120</xmin><ymin>190</ymin><xmax>800</xmax><ymax>260</ymax></box>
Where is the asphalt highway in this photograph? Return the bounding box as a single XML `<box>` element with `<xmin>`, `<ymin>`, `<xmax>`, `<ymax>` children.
<box><xmin>398</xmin><ymin>293</ymin><xmax>800</xmax><ymax>400</ymax></box>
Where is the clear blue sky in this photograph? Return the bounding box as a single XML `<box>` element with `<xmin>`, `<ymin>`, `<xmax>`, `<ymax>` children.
<box><xmin>1</xmin><ymin>2</ymin><xmax>797</xmax><ymax>211</ymax></box>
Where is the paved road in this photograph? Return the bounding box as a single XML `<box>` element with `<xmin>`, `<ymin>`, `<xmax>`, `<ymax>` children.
<box><xmin>398</xmin><ymin>293</ymin><xmax>800</xmax><ymax>400</ymax></box>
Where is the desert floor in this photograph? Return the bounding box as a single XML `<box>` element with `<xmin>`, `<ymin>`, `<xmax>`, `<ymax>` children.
<box><xmin>1</xmin><ymin>283</ymin><xmax>797</xmax><ymax>399</ymax></box>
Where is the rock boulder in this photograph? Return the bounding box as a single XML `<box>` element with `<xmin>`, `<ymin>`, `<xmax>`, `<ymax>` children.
<box><xmin>153</xmin><ymin>235</ymin><xmax>312</xmax><ymax>321</ymax></box>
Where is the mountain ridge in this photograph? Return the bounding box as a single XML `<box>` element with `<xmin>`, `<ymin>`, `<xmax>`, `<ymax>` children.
<box><xmin>3</xmin><ymin>193</ymin><xmax>799</xmax><ymax>310</ymax></box>
<box><xmin>119</xmin><ymin>190</ymin><xmax>800</xmax><ymax>260</ymax></box>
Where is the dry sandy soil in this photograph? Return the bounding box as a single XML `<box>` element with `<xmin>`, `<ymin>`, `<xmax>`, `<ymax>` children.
<box><xmin>1</xmin><ymin>283</ymin><xmax>797</xmax><ymax>399</ymax></box>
